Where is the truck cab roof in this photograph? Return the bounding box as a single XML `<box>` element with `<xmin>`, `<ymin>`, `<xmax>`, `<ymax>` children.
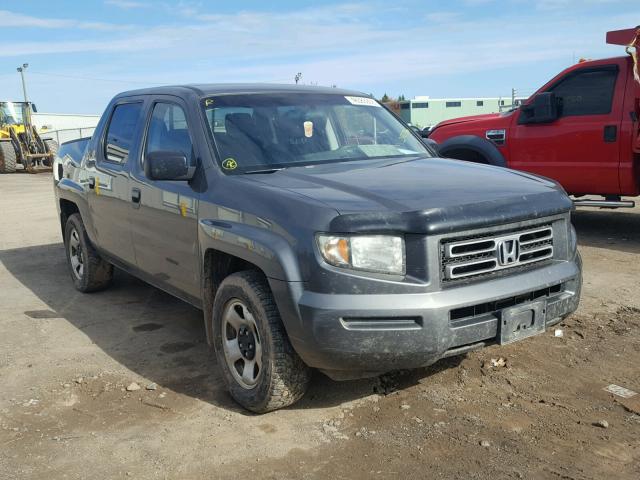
<box><xmin>115</xmin><ymin>83</ymin><xmax>367</xmax><ymax>100</ymax></box>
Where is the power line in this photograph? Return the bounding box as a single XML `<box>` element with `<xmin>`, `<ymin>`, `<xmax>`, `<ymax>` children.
<box><xmin>28</xmin><ymin>71</ymin><xmax>165</xmax><ymax>85</ymax></box>
<box><xmin>28</xmin><ymin>71</ymin><xmax>297</xmax><ymax>86</ymax></box>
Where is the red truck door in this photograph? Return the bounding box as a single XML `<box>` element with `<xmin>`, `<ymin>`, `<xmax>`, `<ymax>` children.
<box><xmin>509</xmin><ymin>59</ymin><xmax>626</xmax><ymax>195</ymax></box>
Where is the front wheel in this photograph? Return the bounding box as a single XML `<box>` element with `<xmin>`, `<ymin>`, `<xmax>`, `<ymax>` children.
<box><xmin>0</xmin><ymin>141</ymin><xmax>17</xmax><ymax>173</ymax></box>
<box><xmin>212</xmin><ymin>270</ymin><xmax>311</xmax><ymax>413</ymax></box>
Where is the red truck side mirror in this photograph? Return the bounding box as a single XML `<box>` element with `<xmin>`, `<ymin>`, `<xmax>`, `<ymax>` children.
<box><xmin>518</xmin><ymin>92</ymin><xmax>559</xmax><ymax>125</ymax></box>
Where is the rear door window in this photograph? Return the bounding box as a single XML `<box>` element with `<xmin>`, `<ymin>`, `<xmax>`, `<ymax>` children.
<box><xmin>550</xmin><ymin>67</ymin><xmax>618</xmax><ymax>117</ymax></box>
<box><xmin>104</xmin><ymin>102</ymin><xmax>143</xmax><ymax>163</ymax></box>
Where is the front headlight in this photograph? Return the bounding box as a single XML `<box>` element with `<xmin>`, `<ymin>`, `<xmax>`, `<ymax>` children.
<box><xmin>316</xmin><ymin>234</ymin><xmax>405</xmax><ymax>275</ymax></box>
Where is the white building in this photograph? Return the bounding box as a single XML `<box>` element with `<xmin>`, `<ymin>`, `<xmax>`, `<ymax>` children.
<box><xmin>389</xmin><ymin>96</ymin><xmax>527</xmax><ymax>129</ymax></box>
<box><xmin>32</xmin><ymin>113</ymin><xmax>100</xmax><ymax>144</ymax></box>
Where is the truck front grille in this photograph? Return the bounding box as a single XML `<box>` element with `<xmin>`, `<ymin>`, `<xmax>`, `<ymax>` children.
<box><xmin>441</xmin><ymin>225</ymin><xmax>554</xmax><ymax>282</ymax></box>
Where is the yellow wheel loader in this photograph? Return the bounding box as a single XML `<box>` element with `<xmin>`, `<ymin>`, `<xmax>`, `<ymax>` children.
<box><xmin>0</xmin><ymin>101</ymin><xmax>57</xmax><ymax>173</ymax></box>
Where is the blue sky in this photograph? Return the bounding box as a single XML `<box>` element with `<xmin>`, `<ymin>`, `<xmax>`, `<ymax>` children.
<box><xmin>1</xmin><ymin>0</ymin><xmax>635</xmax><ymax>114</ymax></box>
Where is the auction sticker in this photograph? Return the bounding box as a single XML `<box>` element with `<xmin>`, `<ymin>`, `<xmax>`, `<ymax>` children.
<box><xmin>344</xmin><ymin>96</ymin><xmax>381</xmax><ymax>107</ymax></box>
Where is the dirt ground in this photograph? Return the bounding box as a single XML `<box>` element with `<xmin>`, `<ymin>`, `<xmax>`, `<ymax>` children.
<box><xmin>1</xmin><ymin>173</ymin><xmax>638</xmax><ymax>480</ymax></box>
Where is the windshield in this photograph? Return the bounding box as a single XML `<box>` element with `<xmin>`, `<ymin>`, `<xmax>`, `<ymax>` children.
<box><xmin>0</xmin><ymin>102</ymin><xmax>25</xmax><ymax>126</ymax></box>
<box><xmin>202</xmin><ymin>93</ymin><xmax>433</xmax><ymax>173</ymax></box>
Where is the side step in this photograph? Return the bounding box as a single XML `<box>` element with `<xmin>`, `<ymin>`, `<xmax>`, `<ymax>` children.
<box><xmin>573</xmin><ymin>199</ymin><xmax>636</xmax><ymax>209</ymax></box>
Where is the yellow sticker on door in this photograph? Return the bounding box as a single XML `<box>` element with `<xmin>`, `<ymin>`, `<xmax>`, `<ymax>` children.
<box><xmin>222</xmin><ymin>158</ymin><xmax>238</xmax><ymax>170</ymax></box>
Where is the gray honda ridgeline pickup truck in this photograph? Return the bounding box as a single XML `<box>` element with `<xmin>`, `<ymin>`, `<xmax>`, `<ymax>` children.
<box><xmin>54</xmin><ymin>84</ymin><xmax>581</xmax><ymax>412</ymax></box>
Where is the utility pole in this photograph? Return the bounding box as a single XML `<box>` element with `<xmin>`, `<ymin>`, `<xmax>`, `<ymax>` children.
<box><xmin>17</xmin><ymin>63</ymin><xmax>29</xmax><ymax>103</ymax></box>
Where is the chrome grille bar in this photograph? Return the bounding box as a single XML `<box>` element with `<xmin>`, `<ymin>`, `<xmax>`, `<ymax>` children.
<box><xmin>442</xmin><ymin>225</ymin><xmax>554</xmax><ymax>281</ymax></box>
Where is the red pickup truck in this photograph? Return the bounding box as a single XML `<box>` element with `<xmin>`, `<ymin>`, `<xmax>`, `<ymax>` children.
<box><xmin>428</xmin><ymin>27</ymin><xmax>640</xmax><ymax>208</ymax></box>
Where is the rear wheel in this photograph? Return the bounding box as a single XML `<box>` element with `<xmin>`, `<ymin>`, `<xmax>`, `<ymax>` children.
<box><xmin>64</xmin><ymin>213</ymin><xmax>113</xmax><ymax>292</ymax></box>
<box><xmin>212</xmin><ymin>270</ymin><xmax>311</xmax><ymax>413</ymax></box>
<box><xmin>0</xmin><ymin>141</ymin><xmax>17</xmax><ymax>173</ymax></box>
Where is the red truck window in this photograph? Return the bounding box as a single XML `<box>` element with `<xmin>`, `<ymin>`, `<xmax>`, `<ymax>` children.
<box><xmin>549</xmin><ymin>67</ymin><xmax>618</xmax><ymax>117</ymax></box>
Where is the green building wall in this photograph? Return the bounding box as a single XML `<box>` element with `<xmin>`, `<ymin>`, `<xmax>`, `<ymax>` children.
<box><xmin>397</xmin><ymin>97</ymin><xmax>510</xmax><ymax>129</ymax></box>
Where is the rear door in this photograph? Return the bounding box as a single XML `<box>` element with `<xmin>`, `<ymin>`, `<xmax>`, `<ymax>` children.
<box><xmin>510</xmin><ymin>61</ymin><xmax>625</xmax><ymax>195</ymax></box>
<box><xmin>87</xmin><ymin>100</ymin><xmax>145</xmax><ymax>266</ymax></box>
<box><xmin>129</xmin><ymin>97</ymin><xmax>201</xmax><ymax>302</ymax></box>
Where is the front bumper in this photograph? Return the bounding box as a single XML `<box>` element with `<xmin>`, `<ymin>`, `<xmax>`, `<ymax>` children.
<box><xmin>279</xmin><ymin>256</ymin><xmax>581</xmax><ymax>379</ymax></box>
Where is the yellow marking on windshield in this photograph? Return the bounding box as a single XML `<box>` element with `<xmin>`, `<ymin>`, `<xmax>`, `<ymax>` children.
<box><xmin>222</xmin><ymin>158</ymin><xmax>238</xmax><ymax>170</ymax></box>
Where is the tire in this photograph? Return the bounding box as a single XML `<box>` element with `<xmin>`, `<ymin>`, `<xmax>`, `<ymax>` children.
<box><xmin>64</xmin><ymin>213</ymin><xmax>113</xmax><ymax>292</ymax></box>
<box><xmin>44</xmin><ymin>139</ymin><xmax>59</xmax><ymax>167</ymax></box>
<box><xmin>212</xmin><ymin>270</ymin><xmax>311</xmax><ymax>413</ymax></box>
<box><xmin>0</xmin><ymin>141</ymin><xmax>17</xmax><ymax>173</ymax></box>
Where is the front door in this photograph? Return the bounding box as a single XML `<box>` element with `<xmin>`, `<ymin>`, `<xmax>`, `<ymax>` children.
<box><xmin>87</xmin><ymin>100</ymin><xmax>145</xmax><ymax>266</ymax></box>
<box><xmin>510</xmin><ymin>62</ymin><xmax>625</xmax><ymax>195</ymax></box>
<box><xmin>130</xmin><ymin>98</ymin><xmax>201</xmax><ymax>302</ymax></box>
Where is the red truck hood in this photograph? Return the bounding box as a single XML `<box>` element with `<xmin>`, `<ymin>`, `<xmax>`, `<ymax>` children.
<box><xmin>434</xmin><ymin>113</ymin><xmax>502</xmax><ymax>129</ymax></box>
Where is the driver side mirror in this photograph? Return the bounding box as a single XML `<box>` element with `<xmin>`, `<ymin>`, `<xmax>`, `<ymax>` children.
<box><xmin>145</xmin><ymin>151</ymin><xmax>195</xmax><ymax>181</ymax></box>
<box><xmin>31</xmin><ymin>103</ymin><xmax>38</xmax><ymax>113</ymax></box>
<box><xmin>519</xmin><ymin>92</ymin><xmax>559</xmax><ymax>124</ymax></box>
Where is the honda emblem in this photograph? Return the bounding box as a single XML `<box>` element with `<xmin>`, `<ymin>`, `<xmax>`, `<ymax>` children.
<box><xmin>497</xmin><ymin>239</ymin><xmax>520</xmax><ymax>265</ymax></box>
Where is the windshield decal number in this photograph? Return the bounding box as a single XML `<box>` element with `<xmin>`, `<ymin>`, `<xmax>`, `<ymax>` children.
<box><xmin>344</xmin><ymin>96</ymin><xmax>381</xmax><ymax>107</ymax></box>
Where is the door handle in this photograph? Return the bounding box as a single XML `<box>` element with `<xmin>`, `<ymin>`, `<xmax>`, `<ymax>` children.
<box><xmin>88</xmin><ymin>177</ymin><xmax>95</xmax><ymax>189</ymax></box>
<box><xmin>131</xmin><ymin>187</ymin><xmax>141</xmax><ymax>207</ymax></box>
<box><xmin>603</xmin><ymin>125</ymin><xmax>617</xmax><ymax>143</ymax></box>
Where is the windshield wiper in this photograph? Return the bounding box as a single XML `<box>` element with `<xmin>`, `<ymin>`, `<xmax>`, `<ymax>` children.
<box><xmin>244</xmin><ymin>167</ymin><xmax>286</xmax><ymax>174</ymax></box>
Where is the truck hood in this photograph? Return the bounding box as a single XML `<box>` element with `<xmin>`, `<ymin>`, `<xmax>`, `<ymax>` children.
<box><xmin>245</xmin><ymin>157</ymin><xmax>572</xmax><ymax>234</ymax></box>
<box><xmin>433</xmin><ymin>113</ymin><xmax>502</xmax><ymax>130</ymax></box>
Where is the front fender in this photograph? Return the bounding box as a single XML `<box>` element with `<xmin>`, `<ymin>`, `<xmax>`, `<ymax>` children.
<box><xmin>438</xmin><ymin>135</ymin><xmax>507</xmax><ymax>167</ymax></box>
<box><xmin>198</xmin><ymin>219</ymin><xmax>302</xmax><ymax>282</ymax></box>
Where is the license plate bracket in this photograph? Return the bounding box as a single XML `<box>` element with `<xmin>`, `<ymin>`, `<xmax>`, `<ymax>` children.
<box><xmin>499</xmin><ymin>301</ymin><xmax>546</xmax><ymax>345</ymax></box>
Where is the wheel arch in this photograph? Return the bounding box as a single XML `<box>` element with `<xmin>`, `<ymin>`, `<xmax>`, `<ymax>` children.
<box><xmin>438</xmin><ymin>135</ymin><xmax>507</xmax><ymax>167</ymax></box>
<box><xmin>202</xmin><ymin>248</ymin><xmax>265</xmax><ymax>344</ymax></box>
<box><xmin>56</xmin><ymin>179</ymin><xmax>96</xmax><ymax>243</ymax></box>
<box><xmin>199</xmin><ymin>220</ymin><xmax>303</xmax><ymax>345</ymax></box>
<box><xmin>59</xmin><ymin>198</ymin><xmax>80</xmax><ymax>237</ymax></box>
